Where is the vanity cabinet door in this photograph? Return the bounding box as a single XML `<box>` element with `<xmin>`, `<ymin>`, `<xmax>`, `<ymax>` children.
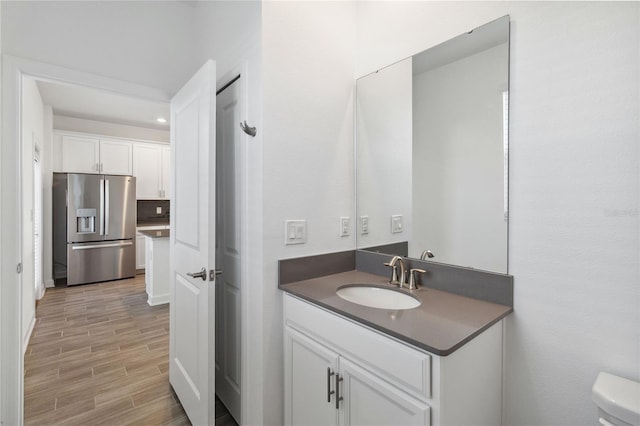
<box><xmin>339</xmin><ymin>358</ymin><xmax>430</xmax><ymax>426</ymax></box>
<box><xmin>285</xmin><ymin>326</ymin><xmax>339</xmax><ymax>426</ymax></box>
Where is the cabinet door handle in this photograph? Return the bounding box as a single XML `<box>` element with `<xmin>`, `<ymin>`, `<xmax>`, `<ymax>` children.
<box><xmin>327</xmin><ymin>368</ymin><xmax>335</xmax><ymax>403</ymax></box>
<box><xmin>335</xmin><ymin>373</ymin><xmax>343</xmax><ymax>409</ymax></box>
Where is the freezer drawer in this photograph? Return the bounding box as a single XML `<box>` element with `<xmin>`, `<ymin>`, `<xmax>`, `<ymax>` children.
<box><xmin>67</xmin><ymin>240</ymin><xmax>135</xmax><ymax>285</ymax></box>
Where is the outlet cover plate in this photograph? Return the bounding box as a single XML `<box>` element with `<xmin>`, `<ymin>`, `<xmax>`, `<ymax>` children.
<box><xmin>340</xmin><ymin>217</ymin><xmax>350</xmax><ymax>237</ymax></box>
<box><xmin>285</xmin><ymin>220</ymin><xmax>306</xmax><ymax>245</ymax></box>
<box><xmin>360</xmin><ymin>216</ymin><xmax>369</xmax><ymax>235</ymax></box>
<box><xmin>391</xmin><ymin>215</ymin><xmax>403</xmax><ymax>234</ymax></box>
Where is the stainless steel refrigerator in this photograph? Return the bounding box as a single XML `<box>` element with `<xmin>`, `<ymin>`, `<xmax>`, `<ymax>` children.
<box><xmin>53</xmin><ymin>173</ymin><xmax>136</xmax><ymax>286</ymax></box>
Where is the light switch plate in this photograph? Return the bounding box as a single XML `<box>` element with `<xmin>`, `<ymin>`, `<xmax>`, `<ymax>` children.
<box><xmin>156</xmin><ymin>206</ymin><xmax>162</xmax><ymax>214</ymax></box>
<box><xmin>360</xmin><ymin>216</ymin><xmax>369</xmax><ymax>235</ymax></box>
<box><xmin>340</xmin><ymin>217</ymin><xmax>350</xmax><ymax>237</ymax></box>
<box><xmin>285</xmin><ymin>220</ymin><xmax>306</xmax><ymax>245</ymax></box>
<box><xmin>391</xmin><ymin>215</ymin><xmax>403</xmax><ymax>234</ymax></box>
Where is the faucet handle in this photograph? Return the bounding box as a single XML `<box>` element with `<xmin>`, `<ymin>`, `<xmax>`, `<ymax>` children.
<box><xmin>408</xmin><ymin>268</ymin><xmax>426</xmax><ymax>290</ymax></box>
<box><xmin>384</xmin><ymin>262</ymin><xmax>399</xmax><ymax>285</ymax></box>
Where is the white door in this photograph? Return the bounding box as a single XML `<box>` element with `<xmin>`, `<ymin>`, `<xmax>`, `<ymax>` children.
<box><xmin>169</xmin><ymin>60</ymin><xmax>217</xmax><ymax>426</ymax></box>
<box><xmin>215</xmin><ymin>76</ymin><xmax>242</xmax><ymax>422</ymax></box>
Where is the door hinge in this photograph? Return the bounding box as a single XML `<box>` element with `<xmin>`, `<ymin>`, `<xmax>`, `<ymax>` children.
<box><xmin>17</xmin><ymin>263</ymin><xmax>23</xmax><ymax>274</ymax></box>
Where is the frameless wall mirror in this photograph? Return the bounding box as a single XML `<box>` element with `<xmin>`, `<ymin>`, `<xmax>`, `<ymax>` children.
<box><xmin>356</xmin><ymin>15</ymin><xmax>510</xmax><ymax>274</ymax></box>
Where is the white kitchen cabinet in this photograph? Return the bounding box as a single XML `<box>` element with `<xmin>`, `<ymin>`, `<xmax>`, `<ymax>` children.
<box><xmin>284</xmin><ymin>294</ymin><xmax>503</xmax><ymax>426</ymax></box>
<box><xmin>60</xmin><ymin>134</ymin><xmax>132</xmax><ymax>175</ymax></box>
<box><xmin>144</xmin><ymin>233</ymin><xmax>170</xmax><ymax>306</ymax></box>
<box><xmin>135</xmin><ymin>225</ymin><xmax>170</xmax><ymax>271</ymax></box>
<box><xmin>161</xmin><ymin>146</ymin><xmax>171</xmax><ymax>199</ymax></box>
<box><xmin>61</xmin><ymin>135</ymin><xmax>100</xmax><ymax>173</ymax></box>
<box><xmin>99</xmin><ymin>138</ymin><xmax>133</xmax><ymax>175</ymax></box>
<box><xmin>135</xmin><ymin>233</ymin><xmax>146</xmax><ymax>271</ymax></box>
<box><xmin>133</xmin><ymin>143</ymin><xmax>170</xmax><ymax>199</ymax></box>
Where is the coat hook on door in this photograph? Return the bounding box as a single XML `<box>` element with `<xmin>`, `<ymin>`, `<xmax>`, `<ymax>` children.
<box><xmin>240</xmin><ymin>120</ymin><xmax>257</xmax><ymax>137</ymax></box>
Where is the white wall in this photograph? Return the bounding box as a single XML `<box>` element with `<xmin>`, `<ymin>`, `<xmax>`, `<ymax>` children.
<box><xmin>53</xmin><ymin>115</ymin><xmax>170</xmax><ymax>143</ymax></box>
<box><xmin>356</xmin><ymin>57</ymin><xmax>412</xmax><ymax>249</ymax></box>
<box><xmin>21</xmin><ymin>77</ymin><xmax>45</xmax><ymax>351</ymax></box>
<box><xmin>262</xmin><ymin>2</ymin><xmax>356</xmax><ymax>423</ymax></box>
<box><xmin>357</xmin><ymin>2</ymin><xmax>639</xmax><ymax>424</ymax></box>
<box><xmin>1</xmin><ymin>1</ymin><xmax>198</xmax><ymax>96</ymax></box>
<box><xmin>413</xmin><ymin>43</ymin><xmax>508</xmax><ymax>272</ymax></box>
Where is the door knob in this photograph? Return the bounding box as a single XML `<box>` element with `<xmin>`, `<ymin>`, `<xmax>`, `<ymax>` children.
<box><xmin>187</xmin><ymin>267</ymin><xmax>207</xmax><ymax>281</ymax></box>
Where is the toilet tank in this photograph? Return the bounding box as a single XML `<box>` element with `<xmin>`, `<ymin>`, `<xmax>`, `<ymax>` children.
<box><xmin>592</xmin><ymin>372</ymin><xmax>640</xmax><ymax>426</ymax></box>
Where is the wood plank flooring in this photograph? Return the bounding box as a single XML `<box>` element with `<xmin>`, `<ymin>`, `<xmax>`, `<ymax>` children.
<box><xmin>24</xmin><ymin>275</ymin><xmax>237</xmax><ymax>426</ymax></box>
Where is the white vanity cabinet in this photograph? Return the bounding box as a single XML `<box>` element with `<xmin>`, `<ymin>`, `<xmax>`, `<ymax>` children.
<box><xmin>284</xmin><ymin>293</ymin><xmax>503</xmax><ymax>426</ymax></box>
<box><xmin>59</xmin><ymin>134</ymin><xmax>133</xmax><ymax>175</ymax></box>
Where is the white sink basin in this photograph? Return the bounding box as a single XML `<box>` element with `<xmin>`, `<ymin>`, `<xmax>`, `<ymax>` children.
<box><xmin>336</xmin><ymin>284</ymin><xmax>421</xmax><ymax>310</ymax></box>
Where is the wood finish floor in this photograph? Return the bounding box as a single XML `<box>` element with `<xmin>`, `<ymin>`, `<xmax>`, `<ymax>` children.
<box><xmin>24</xmin><ymin>275</ymin><xmax>237</xmax><ymax>426</ymax></box>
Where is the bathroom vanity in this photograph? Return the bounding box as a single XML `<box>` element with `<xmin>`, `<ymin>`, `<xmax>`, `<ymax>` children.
<box><xmin>280</xmin><ymin>256</ymin><xmax>513</xmax><ymax>426</ymax></box>
<box><xmin>280</xmin><ymin>15</ymin><xmax>514</xmax><ymax>426</ymax></box>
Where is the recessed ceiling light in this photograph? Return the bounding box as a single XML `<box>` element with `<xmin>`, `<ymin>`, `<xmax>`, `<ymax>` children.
<box><xmin>156</xmin><ymin>117</ymin><xmax>167</xmax><ymax>124</ymax></box>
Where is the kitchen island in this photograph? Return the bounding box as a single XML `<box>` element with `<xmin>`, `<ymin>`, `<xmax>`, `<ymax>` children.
<box><xmin>139</xmin><ymin>229</ymin><xmax>170</xmax><ymax>306</ymax></box>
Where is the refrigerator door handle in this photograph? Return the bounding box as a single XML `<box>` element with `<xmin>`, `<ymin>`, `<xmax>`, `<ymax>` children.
<box><xmin>71</xmin><ymin>241</ymin><xmax>133</xmax><ymax>250</ymax></box>
<box><xmin>99</xmin><ymin>178</ymin><xmax>105</xmax><ymax>236</ymax></box>
<box><xmin>105</xmin><ymin>179</ymin><xmax>110</xmax><ymax>237</ymax></box>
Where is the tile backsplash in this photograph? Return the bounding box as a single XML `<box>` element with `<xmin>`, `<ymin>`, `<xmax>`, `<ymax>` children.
<box><xmin>137</xmin><ymin>200</ymin><xmax>170</xmax><ymax>225</ymax></box>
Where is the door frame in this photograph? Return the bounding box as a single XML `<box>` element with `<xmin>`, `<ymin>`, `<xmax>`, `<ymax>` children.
<box><xmin>1</xmin><ymin>55</ymin><xmax>256</xmax><ymax>426</ymax></box>
<box><xmin>216</xmin><ymin>62</ymin><xmax>252</xmax><ymax>425</ymax></box>
<box><xmin>0</xmin><ymin>55</ymin><xmax>170</xmax><ymax>425</ymax></box>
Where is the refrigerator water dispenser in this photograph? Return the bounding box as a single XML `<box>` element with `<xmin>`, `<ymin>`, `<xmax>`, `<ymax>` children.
<box><xmin>76</xmin><ymin>208</ymin><xmax>96</xmax><ymax>233</ymax></box>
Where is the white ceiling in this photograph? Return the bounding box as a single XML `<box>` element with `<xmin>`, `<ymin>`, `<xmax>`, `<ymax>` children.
<box><xmin>36</xmin><ymin>80</ymin><xmax>170</xmax><ymax>130</ymax></box>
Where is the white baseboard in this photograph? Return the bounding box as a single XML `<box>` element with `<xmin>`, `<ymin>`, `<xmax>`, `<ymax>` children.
<box><xmin>147</xmin><ymin>293</ymin><xmax>170</xmax><ymax>306</ymax></box>
<box><xmin>44</xmin><ymin>279</ymin><xmax>55</xmax><ymax>288</ymax></box>
<box><xmin>36</xmin><ymin>286</ymin><xmax>46</xmax><ymax>300</ymax></box>
<box><xmin>23</xmin><ymin>315</ymin><xmax>36</xmax><ymax>355</ymax></box>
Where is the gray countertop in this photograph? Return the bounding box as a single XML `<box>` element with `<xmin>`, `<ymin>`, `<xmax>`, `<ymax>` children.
<box><xmin>139</xmin><ymin>229</ymin><xmax>170</xmax><ymax>239</ymax></box>
<box><xmin>279</xmin><ymin>270</ymin><xmax>512</xmax><ymax>356</ymax></box>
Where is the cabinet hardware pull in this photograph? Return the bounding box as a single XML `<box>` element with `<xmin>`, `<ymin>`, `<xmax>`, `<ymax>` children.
<box><xmin>335</xmin><ymin>373</ymin><xmax>343</xmax><ymax>409</ymax></box>
<box><xmin>327</xmin><ymin>368</ymin><xmax>335</xmax><ymax>403</ymax></box>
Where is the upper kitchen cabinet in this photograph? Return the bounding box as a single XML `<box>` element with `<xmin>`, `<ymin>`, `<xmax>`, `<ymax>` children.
<box><xmin>57</xmin><ymin>133</ymin><xmax>133</xmax><ymax>175</ymax></box>
<box><xmin>133</xmin><ymin>143</ymin><xmax>171</xmax><ymax>200</ymax></box>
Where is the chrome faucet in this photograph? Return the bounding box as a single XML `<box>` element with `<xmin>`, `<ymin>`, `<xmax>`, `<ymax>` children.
<box><xmin>385</xmin><ymin>256</ymin><xmax>406</xmax><ymax>287</ymax></box>
<box><xmin>420</xmin><ymin>250</ymin><xmax>434</xmax><ymax>260</ymax></box>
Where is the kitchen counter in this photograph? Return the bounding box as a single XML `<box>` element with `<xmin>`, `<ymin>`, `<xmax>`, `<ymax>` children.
<box><xmin>137</xmin><ymin>222</ymin><xmax>170</xmax><ymax>228</ymax></box>
<box><xmin>139</xmin><ymin>229</ymin><xmax>170</xmax><ymax>239</ymax></box>
<box><xmin>143</xmin><ymin>231</ymin><xmax>170</xmax><ymax>305</ymax></box>
<box><xmin>279</xmin><ymin>269</ymin><xmax>512</xmax><ymax>356</ymax></box>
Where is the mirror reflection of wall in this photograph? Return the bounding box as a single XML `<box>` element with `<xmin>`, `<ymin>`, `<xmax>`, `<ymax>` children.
<box><xmin>356</xmin><ymin>16</ymin><xmax>510</xmax><ymax>274</ymax></box>
<box><xmin>356</xmin><ymin>57</ymin><xmax>413</xmax><ymax>250</ymax></box>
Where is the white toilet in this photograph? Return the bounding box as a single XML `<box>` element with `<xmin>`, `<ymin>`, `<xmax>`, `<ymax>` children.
<box><xmin>592</xmin><ymin>372</ymin><xmax>640</xmax><ymax>426</ymax></box>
